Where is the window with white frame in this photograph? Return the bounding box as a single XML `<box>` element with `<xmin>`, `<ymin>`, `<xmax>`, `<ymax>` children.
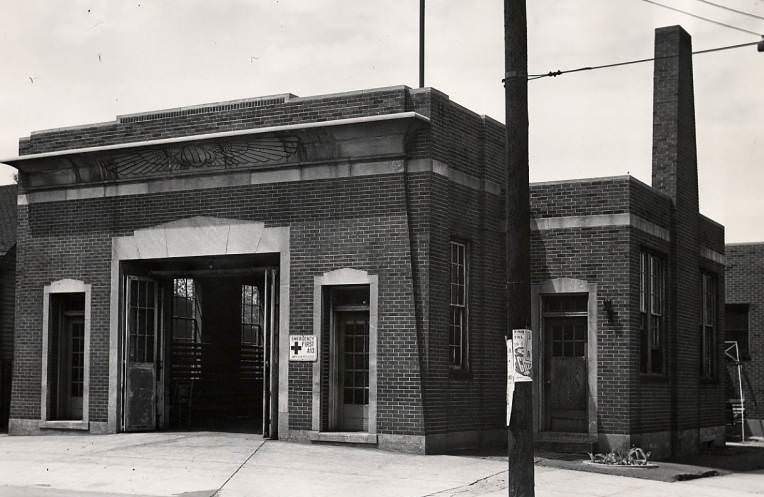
<box><xmin>640</xmin><ymin>250</ymin><xmax>666</xmax><ymax>375</ymax></box>
<box><xmin>701</xmin><ymin>271</ymin><xmax>718</xmax><ymax>379</ymax></box>
<box><xmin>449</xmin><ymin>241</ymin><xmax>468</xmax><ymax>368</ymax></box>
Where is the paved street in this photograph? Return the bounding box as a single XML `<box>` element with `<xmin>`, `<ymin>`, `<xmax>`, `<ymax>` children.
<box><xmin>0</xmin><ymin>432</ymin><xmax>761</xmax><ymax>497</ymax></box>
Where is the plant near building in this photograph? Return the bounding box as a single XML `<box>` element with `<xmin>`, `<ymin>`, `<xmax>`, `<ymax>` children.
<box><xmin>587</xmin><ymin>447</ymin><xmax>652</xmax><ymax>466</ymax></box>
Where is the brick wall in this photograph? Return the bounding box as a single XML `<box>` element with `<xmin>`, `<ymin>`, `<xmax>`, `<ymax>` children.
<box><xmin>531</xmin><ymin>177</ymin><xmax>631</xmax><ymax>219</ymax></box>
<box><xmin>531</xmin><ymin>172</ymin><xmax>726</xmax><ymax>448</ymax></box>
<box><xmin>20</xmin><ymin>87</ymin><xmax>412</xmax><ymax>155</ymax></box>
<box><xmin>725</xmin><ymin>243</ymin><xmax>764</xmax><ymax>424</ymax></box>
<box><xmin>699</xmin><ymin>216</ymin><xmax>725</xmax><ymax>253</ymax></box>
<box><xmin>531</xmin><ymin>177</ymin><xmax>634</xmax><ymax>435</ymax></box>
<box><xmin>406</xmin><ymin>92</ymin><xmax>508</xmax><ymax>441</ymax></box>
<box><xmin>10</xmin><ymin>174</ymin><xmax>426</xmax><ymax>436</ymax></box>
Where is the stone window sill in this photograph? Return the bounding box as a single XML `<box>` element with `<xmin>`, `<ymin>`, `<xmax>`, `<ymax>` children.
<box><xmin>309</xmin><ymin>431</ymin><xmax>377</xmax><ymax>445</ymax></box>
<box><xmin>39</xmin><ymin>420</ymin><xmax>89</xmax><ymax>431</ymax></box>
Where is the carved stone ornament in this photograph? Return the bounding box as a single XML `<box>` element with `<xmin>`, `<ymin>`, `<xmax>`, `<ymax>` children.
<box><xmin>22</xmin><ymin>133</ymin><xmax>303</xmax><ymax>189</ymax></box>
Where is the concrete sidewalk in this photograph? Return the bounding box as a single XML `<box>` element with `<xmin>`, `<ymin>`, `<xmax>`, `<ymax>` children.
<box><xmin>0</xmin><ymin>432</ymin><xmax>761</xmax><ymax>496</ymax></box>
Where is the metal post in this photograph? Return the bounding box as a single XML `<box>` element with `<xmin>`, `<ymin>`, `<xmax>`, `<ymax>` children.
<box><xmin>737</xmin><ymin>361</ymin><xmax>745</xmax><ymax>442</ymax></box>
<box><xmin>419</xmin><ymin>0</ymin><xmax>425</xmax><ymax>88</ymax></box>
<box><xmin>504</xmin><ymin>1</ymin><xmax>534</xmax><ymax>496</ymax></box>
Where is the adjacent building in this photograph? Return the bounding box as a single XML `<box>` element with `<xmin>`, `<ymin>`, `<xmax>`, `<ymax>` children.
<box><xmin>528</xmin><ymin>26</ymin><xmax>726</xmax><ymax>458</ymax></box>
<box><xmin>0</xmin><ymin>25</ymin><xmax>726</xmax><ymax>457</ymax></box>
<box><xmin>725</xmin><ymin>243</ymin><xmax>764</xmax><ymax>438</ymax></box>
<box><xmin>0</xmin><ymin>184</ymin><xmax>17</xmax><ymax>430</ymax></box>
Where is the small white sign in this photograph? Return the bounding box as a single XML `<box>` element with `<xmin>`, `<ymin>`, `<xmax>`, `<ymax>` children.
<box><xmin>289</xmin><ymin>335</ymin><xmax>317</xmax><ymax>361</ymax></box>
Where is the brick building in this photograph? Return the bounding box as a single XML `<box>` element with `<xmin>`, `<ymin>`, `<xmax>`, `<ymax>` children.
<box><xmin>0</xmin><ymin>25</ymin><xmax>725</xmax><ymax>457</ymax></box>
<box><xmin>528</xmin><ymin>26</ymin><xmax>726</xmax><ymax>458</ymax></box>
<box><xmin>725</xmin><ymin>243</ymin><xmax>764</xmax><ymax>438</ymax></box>
<box><xmin>0</xmin><ymin>184</ymin><xmax>17</xmax><ymax>430</ymax></box>
<box><xmin>2</xmin><ymin>84</ymin><xmax>509</xmax><ymax>453</ymax></box>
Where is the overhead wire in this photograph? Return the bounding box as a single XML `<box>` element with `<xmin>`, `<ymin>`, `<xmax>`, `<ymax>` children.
<box><xmin>526</xmin><ymin>40</ymin><xmax>761</xmax><ymax>81</ymax></box>
<box><xmin>693</xmin><ymin>0</ymin><xmax>764</xmax><ymax>22</ymax></box>
<box><xmin>640</xmin><ymin>0</ymin><xmax>764</xmax><ymax>36</ymax></box>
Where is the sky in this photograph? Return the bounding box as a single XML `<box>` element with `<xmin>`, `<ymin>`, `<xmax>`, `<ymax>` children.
<box><xmin>0</xmin><ymin>0</ymin><xmax>762</xmax><ymax>241</ymax></box>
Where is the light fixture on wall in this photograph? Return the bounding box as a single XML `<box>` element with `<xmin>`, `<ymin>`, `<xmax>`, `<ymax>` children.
<box><xmin>603</xmin><ymin>299</ymin><xmax>615</xmax><ymax>322</ymax></box>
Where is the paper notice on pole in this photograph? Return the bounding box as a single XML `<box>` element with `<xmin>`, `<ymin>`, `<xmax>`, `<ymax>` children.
<box><xmin>512</xmin><ymin>329</ymin><xmax>533</xmax><ymax>382</ymax></box>
<box><xmin>507</xmin><ymin>329</ymin><xmax>533</xmax><ymax>426</ymax></box>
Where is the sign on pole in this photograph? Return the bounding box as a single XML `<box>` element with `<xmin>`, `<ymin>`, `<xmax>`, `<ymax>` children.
<box><xmin>288</xmin><ymin>335</ymin><xmax>317</xmax><ymax>362</ymax></box>
<box><xmin>507</xmin><ymin>329</ymin><xmax>532</xmax><ymax>425</ymax></box>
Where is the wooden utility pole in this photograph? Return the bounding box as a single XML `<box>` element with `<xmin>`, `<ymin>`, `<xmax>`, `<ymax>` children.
<box><xmin>419</xmin><ymin>0</ymin><xmax>425</xmax><ymax>87</ymax></box>
<box><xmin>504</xmin><ymin>1</ymin><xmax>534</xmax><ymax>496</ymax></box>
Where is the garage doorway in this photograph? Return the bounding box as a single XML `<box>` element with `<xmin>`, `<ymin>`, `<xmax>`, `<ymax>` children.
<box><xmin>120</xmin><ymin>254</ymin><xmax>279</xmax><ymax>435</ymax></box>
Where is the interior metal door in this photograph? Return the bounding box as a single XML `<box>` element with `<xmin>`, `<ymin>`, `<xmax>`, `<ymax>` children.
<box><xmin>261</xmin><ymin>268</ymin><xmax>279</xmax><ymax>438</ymax></box>
<box><xmin>338</xmin><ymin>311</ymin><xmax>369</xmax><ymax>432</ymax></box>
<box><xmin>123</xmin><ymin>276</ymin><xmax>160</xmax><ymax>431</ymax></box>
<box><xmin>544</xmin><ymin>316</ymin><xmax>588</xmax><ymax>432</ymax></box>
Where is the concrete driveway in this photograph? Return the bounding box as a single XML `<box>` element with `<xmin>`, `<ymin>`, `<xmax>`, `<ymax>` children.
<box><xmin>0</xmin><ymin>432</ymin><xmax>761</xmax><ymax>497</ymax></box>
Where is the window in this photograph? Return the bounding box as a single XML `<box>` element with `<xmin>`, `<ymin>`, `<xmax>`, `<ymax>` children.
<box><xmin>172</xmin><ymin>278</ymin><xmax>201</xmax><ymax>342</ymax></box>
<box><xmin>640</xmin><ymin>250</ymin><xmax>666</xmax><ymax>375</ymax></box>
<box><xmin>241</xmin><ymin>284</ymin><xmax>262</xmax><ymax>345</ymax></box>
<box><xmin>129</xmin><ymin>279</ymin><xmax>158</xmax><ymax>362</ymax></box>
<box><xmin>725</xmin><ymin>304</ymin><xmax>750</xmax><ymax>360</ymax></box>
<box><xmin>543</xmin><ymin>294</ymin><xmax>588</xmax><ymax>358</ymax></box>
<box><xmin>701</xmin><ymin>272</ymin><xmax>718</xmax><ymax>379</ymax></box>
<box><xmin>449</xmin><ymin>241</ymin><xmax>468</xmax><ymax>368</ymax></box>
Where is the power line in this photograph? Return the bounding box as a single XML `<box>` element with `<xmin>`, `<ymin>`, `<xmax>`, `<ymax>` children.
<box><xmin>527</xmin><ymin>40</ymin><xmax>761</xmax><ymax>81</ymax></box>
<box><xmin>641</xmin><ymin>0</ymin><xmax>763</xmax><ymax>36</ymax></box>
<box><xmin>693</xmin><ymin>0</ymin><xmax>764</xmax><ymax>22</ymax></box>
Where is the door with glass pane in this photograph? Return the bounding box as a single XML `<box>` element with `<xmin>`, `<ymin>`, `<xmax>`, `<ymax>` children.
<box><xmin>544</xmin><ymin>317</ymin><xmax>588</xmax><ymax>432</ymax></box>
<box><xmin>338</xmin><ymin>312</ymin><xmax>369</xmax><ymax>432</ymax></box>
<box><xmin>124</xmin><ymin>276</ymin><xmax>160</xmax><ymax>431</ymax></box>
<box><xmin>62</xmin><ymin>317</ymin><xmax>85</xmax><ymax>419</ymax></box>
<box><xmin>543</xmin><ymin>294</ymin><xmax>589</xmax><ymax>433</ymax></box>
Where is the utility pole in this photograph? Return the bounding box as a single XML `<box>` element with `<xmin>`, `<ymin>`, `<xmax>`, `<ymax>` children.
<box><xmin>504</xmin><ymin>1</ymin><xmax>534</xmax><ymax>497</ymax></box>
<box><xmin>419</xmin><ymin>0</ymin><xmax>425</xmax><ymax>87</ymax></box>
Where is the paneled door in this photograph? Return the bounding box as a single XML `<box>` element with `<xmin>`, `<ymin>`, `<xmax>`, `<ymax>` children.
<box><xmin>544</xmin><ymin>315</ymin><xmax>588</xmax><ymax>432</ymax></box>
<box><xmin>123</xmin><ymin>276</ymin><xmax>160</xmax><ymax>431</ymax></box>
<box><xmin>338</xmin><ymin>311</ymin><xmax>369</xmax><ymax>432</ymax></box>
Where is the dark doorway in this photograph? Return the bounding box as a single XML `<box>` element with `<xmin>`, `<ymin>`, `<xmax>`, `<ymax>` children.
<box><xmin>328</xmin><ymin>286</ymin><xmax>370</xmax><ymax>432</ymax></box>
<box><xmin>121</xmin><ymin>254</ymin><xmax>279</xmax><ymax>434</ymax></box>
<box><xmin>543</xmin><ymin>294</ymin><xmax>588</xmax><ymax>433</ymax></box>
<box><xmin>48</xmin><ymin>293</ymin><xmax>85</xmax><ymax>421</ymax></box>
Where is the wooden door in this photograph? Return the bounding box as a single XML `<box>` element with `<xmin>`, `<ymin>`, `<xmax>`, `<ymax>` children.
<box><xmin>57</xmin><ymin>316</ymin><xmax>84</xmax><ymax>420</ymax></box>
<box><xmin>124</xmin><ymin>276</ymin><xmax>160</xmax><ymax>431</ymax></box>
<box><xmin>338</xmin><ymin>312</ymin><xmax>369</xmax><ymax>432</ymax></box>
<box><xmin>544</xmin><ymin>316</ymin><xmax>588</xmax><ymax>432</ymax></box>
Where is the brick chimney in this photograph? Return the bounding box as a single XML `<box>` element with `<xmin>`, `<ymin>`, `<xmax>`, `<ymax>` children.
<box><xmin>651</xmin><ymin>25</ymin><xmax>699</xmax><ymax>212</ymax></box>
<box><xmin>652</xmin><ymin>25</ymin><xmax>704</xmax><ymax>458</ymax></box>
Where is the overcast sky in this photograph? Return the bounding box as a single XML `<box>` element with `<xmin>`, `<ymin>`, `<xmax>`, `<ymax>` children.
<box><xmin>0</xmin><ymin>0</ymin><xmax>762</xmax><ymax>241</ymax></box>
